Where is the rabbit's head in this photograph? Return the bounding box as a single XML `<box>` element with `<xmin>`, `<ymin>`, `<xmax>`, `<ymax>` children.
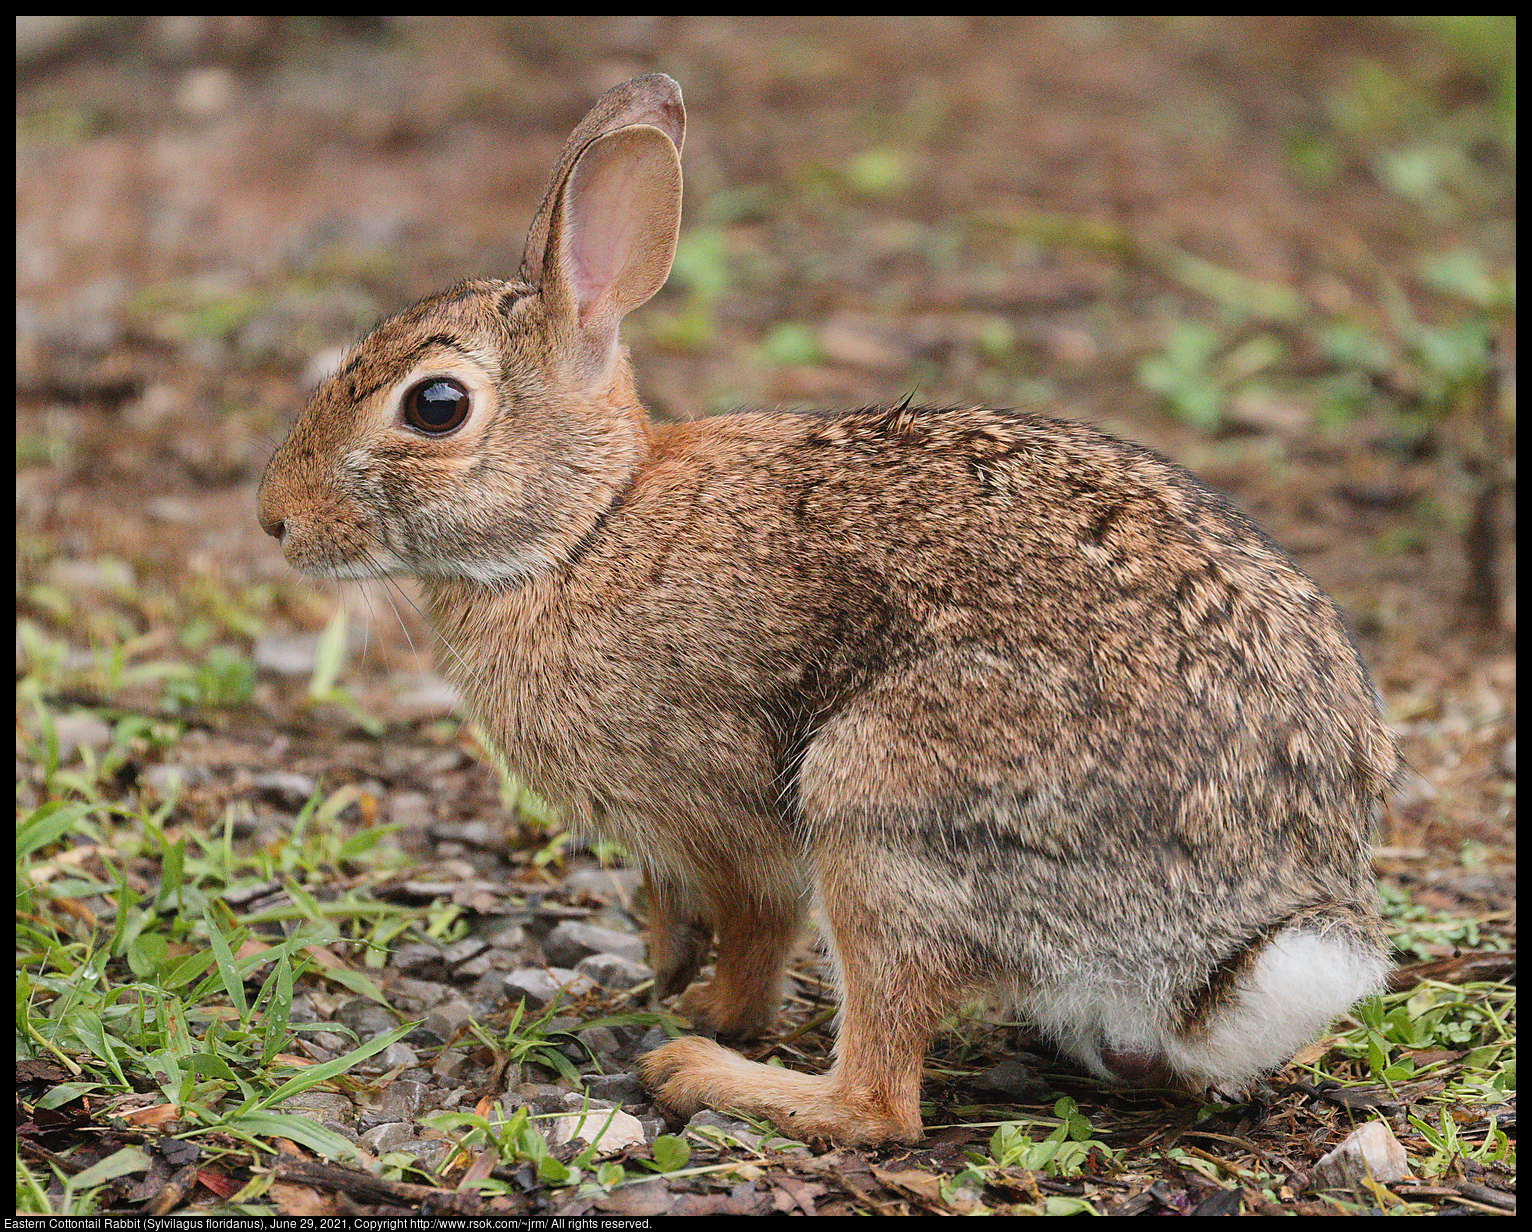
<box><xmin>257</xmin><ymin>75</ymin><xmax>685</xmax><ymax>585</ymax></box>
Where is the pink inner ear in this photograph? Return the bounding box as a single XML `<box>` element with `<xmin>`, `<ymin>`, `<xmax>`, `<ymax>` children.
<box><xmin>566</xmin><ymin>156</ymin><xmax>642</xmax><ymax>319</ymax></box>
<box><xmin>553</xmin><ymin>125</ymin><xmax>679</xmax><ymax>359</ymax></box>
<box><xmin>563</xmin><ymin>130</ymin><xmax>671</xmax><ymax>324</ymax></box>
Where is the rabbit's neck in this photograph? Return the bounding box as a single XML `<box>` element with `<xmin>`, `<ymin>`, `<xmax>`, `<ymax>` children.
<box><xmin>512</xmin><ymin>359</ymin><xmax>657</xmax><ymax>582</ymax></box>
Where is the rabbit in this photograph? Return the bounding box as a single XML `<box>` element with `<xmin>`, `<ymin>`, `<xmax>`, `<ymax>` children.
<box><xmin>256</xmin><ymin>73</ymin><xmax>1400</xmax><ymax>1145</ymax></box>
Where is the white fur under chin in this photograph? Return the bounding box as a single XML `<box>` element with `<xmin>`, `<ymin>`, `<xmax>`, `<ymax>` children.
<box><xmin>1023</xmin><ymin>927</ymin><xmax>1392</xmax><ymax>1089</ymax></box>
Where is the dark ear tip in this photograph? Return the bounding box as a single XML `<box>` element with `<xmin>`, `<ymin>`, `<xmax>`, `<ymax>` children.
<box><xmin>624</xmin><ymin>72</ymin><xmax>685</xmax><ymax>152</ymax></box>
<box><xmin>633</xmin><ymin>71</ymin><xmax>681</xmax><ymax>93</ymax></box>
<box><xmin>628</xmin><ymin>72</ymin><xmax>682</xmax><ymax>101</ymax></box>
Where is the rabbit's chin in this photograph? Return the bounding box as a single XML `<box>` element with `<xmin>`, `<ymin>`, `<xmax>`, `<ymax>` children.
<box><xmin>410</xmin><ymin>553</ymin><xmax>556</xmax><ymax>587</ymax></box>
<box><xmin>288</xmin><ymin>557</ymin><xmax>399</xmax><ymax>581</ymax></box>
<box><xmin>293</xmin><ymin>547</ymin><xmax>559</xmax><ymax>588</ymax></box>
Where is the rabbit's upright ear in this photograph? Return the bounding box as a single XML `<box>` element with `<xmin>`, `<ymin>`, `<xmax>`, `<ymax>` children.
<box><xmin>539</xmin><ymin>122</ymin><xmax>683</xmax><ymax>387</ymax></box>
<box><xmin>520</xmin><ymin>73</ymin><xmax>685</xmax><ymax>288</ymax></box>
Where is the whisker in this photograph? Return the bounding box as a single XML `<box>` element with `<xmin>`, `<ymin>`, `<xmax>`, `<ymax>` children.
<box><xmin>371</xmin><ymin>561</ymin><xmax>484</xmax><ymax>694</ymax></box>
<box><xmin>346</xmin><ymin>582</ymin><xmax>375</xmax><ymax>667</ymax></box>
<box><xmin>376</xmin><ymin>576</ymin><xmax>421</xmax><ymax>667</ymax></box>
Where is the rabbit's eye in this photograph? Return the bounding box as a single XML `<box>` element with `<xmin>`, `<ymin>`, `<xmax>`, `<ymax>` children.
<box><xmin>403</xmin><ymin>378</ymin><xmax>471</xmax><ymax>434</ymax></box>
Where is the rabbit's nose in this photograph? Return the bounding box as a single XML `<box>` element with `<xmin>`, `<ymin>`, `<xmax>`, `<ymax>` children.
<box><xmin>260</xmin><ymin>517</ymin><xmax>286</xmax><ymax>541</ymax></box>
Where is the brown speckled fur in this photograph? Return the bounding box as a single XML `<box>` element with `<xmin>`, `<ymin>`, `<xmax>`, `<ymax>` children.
<box><xmin>257</xmin><ymin>76</ymin><xmax>1398</xmax><ymax>1145</ymax></box>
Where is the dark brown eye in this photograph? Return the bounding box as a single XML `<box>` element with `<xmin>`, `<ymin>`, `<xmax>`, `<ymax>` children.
<box><xmin>403</xmin><ymin>377</ymin><xmax>471</xmax><ymax>434</ymax></box>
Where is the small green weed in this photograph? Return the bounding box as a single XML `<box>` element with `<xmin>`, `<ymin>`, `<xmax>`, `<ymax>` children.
<box><xmin>1409</xmin><ymin>1106</ymin><xmax>1515</xmax><ymax>1177</ymax></box>
<box><xmin>1334</xmin><ymin>980</ymin><xmax>1514</xmax><ymax>1101</ymax></box>
<box><xmin>989</xmin><ymin>1097</ymin><xmax>1119</xmax><ymax>1179</ymax></box>
<box><xmin>1379</xmin><ymin>883</ymin><xmax>1512</xmax><ymax>961</ymax></box>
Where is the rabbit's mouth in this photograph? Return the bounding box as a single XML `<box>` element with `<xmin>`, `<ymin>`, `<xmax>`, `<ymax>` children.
<box><xmin>273</xmin><ymin>531</ymin><xmax>407</xmax><ymax>582</ymax></box>
<box><xmin>329</xmin><ymin>535</ymin><xmax>565</xmax><ymax>590</ymax></box>
<box><xmin>276</xmin><ymin>513</ymin><xmax>563</xmax><ymax>587</ymax></box>
<box><xmin>257</xmin><ymin>498</ymin><xmax>406</xmax><ymax>581</ymax></box>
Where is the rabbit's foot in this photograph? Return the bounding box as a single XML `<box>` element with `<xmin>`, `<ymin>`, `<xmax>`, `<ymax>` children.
<box><xmin>661</xmin><ymin>890</ymin><xmax>800</xmax><ymax>1038</ymax></box>
<box><xmin>639</xmin><ymin>1036</ymin><xmax>922</xmax><ymax>1145</ymax></box>
<box><xmin>675</xmin><ymin>980</ymin><xmax>778</xmax><ymax>1040</ymax></box>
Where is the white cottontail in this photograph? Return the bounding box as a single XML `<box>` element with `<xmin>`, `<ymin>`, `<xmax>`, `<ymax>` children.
<box><xmin>258</xmin><ymin>74</ymin><xmax>1398</xmax><ymax>1144</ymax></box>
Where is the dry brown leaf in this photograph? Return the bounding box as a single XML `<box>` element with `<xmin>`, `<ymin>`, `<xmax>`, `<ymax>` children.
<box><xmin>125</xmin><ymin>1102</ymin><xmax>183</xmax><ymax>1127</ymax></box>
<box><xmin>1290</xmin><ymin>1038</ymin><xmax>1334</xmax><ymax>1067</ymax></box>
<box><xmin>269</xmin><ymin>1181</ymin><xmax>332</xmax><ymax>1216</ymax></box>
<box><xmin>593</xmin><ymin>1181</ymin><xmax>673</xmax><ymax>1216</ymax></box>
<box><xmin>52</xmin><ymin>897</ymin><xmax>98</xmax><ymax>929</ymax></box>
<box><xmin>301</xmin><ymin>944</ymin><xmax>347</xmax><ymax>969</ymax></box>
<box><xmin>457</xmin><ymin>1148</ymin><xmax>499</xmax><ymax>1188</ymax></box>
<box><xmin>771</xmin><ymin>1175</ymin><xmax>829</xmax><ymax>1216</ymax></box>
<box><xmin>196</xmin><ymin>1168</ymin><xmax>241</xmax><ymax>1200</ymax></box>
<box><xmin>870</xmin><ymin>1164</ymin><xmax>947</xmax><ymax>1208</ymax></box>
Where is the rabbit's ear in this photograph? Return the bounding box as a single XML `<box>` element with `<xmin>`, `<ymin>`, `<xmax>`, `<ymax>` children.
<box><xmin>541</xmin><ymin>122</ymin><xmax>682</xmax><ymax>386</ymax></box>
<box><xmin>520</xmin><ymin>73</ymin><xmax>684</xmax><ymax>289</ymax></box>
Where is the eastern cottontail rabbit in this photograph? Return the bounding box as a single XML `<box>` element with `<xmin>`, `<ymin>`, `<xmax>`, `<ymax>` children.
<box><xmin>257</xmin><ymin>75</ymin><xmax>1398</xmax><ymax>1144</ymax></box>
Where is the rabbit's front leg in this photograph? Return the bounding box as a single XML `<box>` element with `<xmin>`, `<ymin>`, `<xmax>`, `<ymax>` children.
<box><xmin>642</xmin><ymin>872</ymin><xmax>712</xmax><ymax>1002</ymax></box>
<box><xmin>674</xmin><ymin>888</ymin><xmax>803</xmax><ymax>1039</ymax></box>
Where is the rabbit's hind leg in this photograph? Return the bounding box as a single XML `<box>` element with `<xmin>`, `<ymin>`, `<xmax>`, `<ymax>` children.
<box><xmin>642</xmin><ymin>861</ymin><xmax>942</xmax><ymax>1144</ymax></box>
<box><xmin>642</xmin><ymin>871</ymin><xmax>712</xmax><ymax>1002</ymax></box>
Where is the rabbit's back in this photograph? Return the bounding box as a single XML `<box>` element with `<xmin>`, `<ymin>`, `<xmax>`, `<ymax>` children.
<box><xmin>762</xmin><ymin>403</ymin><xmax>1397</xmax><ymax>829</ymax></box>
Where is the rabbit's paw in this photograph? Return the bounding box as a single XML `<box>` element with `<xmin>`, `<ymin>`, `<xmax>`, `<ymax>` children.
<box><xmin>639</xmin><ymin>1035</ymin><xmax>737</xmax><ymax>1118</ymax></box>
<box><xmin>676</xmin><ymin>980</ymin><xmax>778</xmax><ymax>1040</ymax></box>
<box><xmin>638</xmin><ymin>1037</ymin><xmax>922</xmax><ymax>1144</ymax></box>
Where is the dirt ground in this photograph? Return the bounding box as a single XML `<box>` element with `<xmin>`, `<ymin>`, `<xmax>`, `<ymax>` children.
<box><xmin>15</xmin><ymin>15</ymin><xmax>1515</xmax><ymax>1216</ymax></box>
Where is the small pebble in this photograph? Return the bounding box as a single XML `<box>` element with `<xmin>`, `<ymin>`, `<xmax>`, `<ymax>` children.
<box><xmin>333</xmin><ymin>997</ymin><xmax>400</xmax><ymax>1040</ymax></box>
<box><xmin>250</xmin><ymin>770</ymin><xmax>318</xmax><ymax>809</ymax></box>
<box><xmin>585</xmin><ymin>1071</ymin><xmax>648</xmax><ymax>1106</ymax></box>
<box><xmin>575</xmin><ymin>1026</ymin><xmax>621</xmax><ymax>1059</ymax></box>
<box><xmin>357</xmin><ymin>1041</ymin><xmax>418</xmax><ymax>1073</ymax></box>
<box><xmin>140</xmin><ymin>763</ymin><xmax>210</xmax><ymax>798</ymax></box>
<box><xmin>564</xmin><ymin>866</ymin><xmax>645</xmax><ymax>902</ymax></box>
<box><xmin>279</xmin><ymin>1091</ymin><xmax>355</xmax><ymax>1124</ymax></box>
<box><xmin>431</xmin><ymin>1048</ymin><xmax>471</xmax><ymax>1081</ymax></box>
<box><xmin>392</xmin><ymin>942</ymin><xmax>446</xmax><ymax>977</ymax></box>
<box><xmin>1313</xmin><ymin>1120</ymin><xmax>1412</xmax><ymax>1190</ymax></box>
<box><xmin>548</xmin><ymin>1106</ymin><xmax>648</xmax><ymax>1153</ymax></box>
<box><xmin>501</xmin><ymin>966</ymin><xmax>596</xmax><ymax>1010</ymax></box>
<box><xmin>48</xmin><ymin>711</ymin><xmax>113</xmax><ymax>761</ymax></box>
<box><xmin>687</xmin><ymin>1109</ymin><xmax>761</xmax><ymax>1150</ymax></box>
<box><xmin>360</xmin><ymin>1122</ymin><xmax>412</xmax><ymax>1153</ymax></box>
